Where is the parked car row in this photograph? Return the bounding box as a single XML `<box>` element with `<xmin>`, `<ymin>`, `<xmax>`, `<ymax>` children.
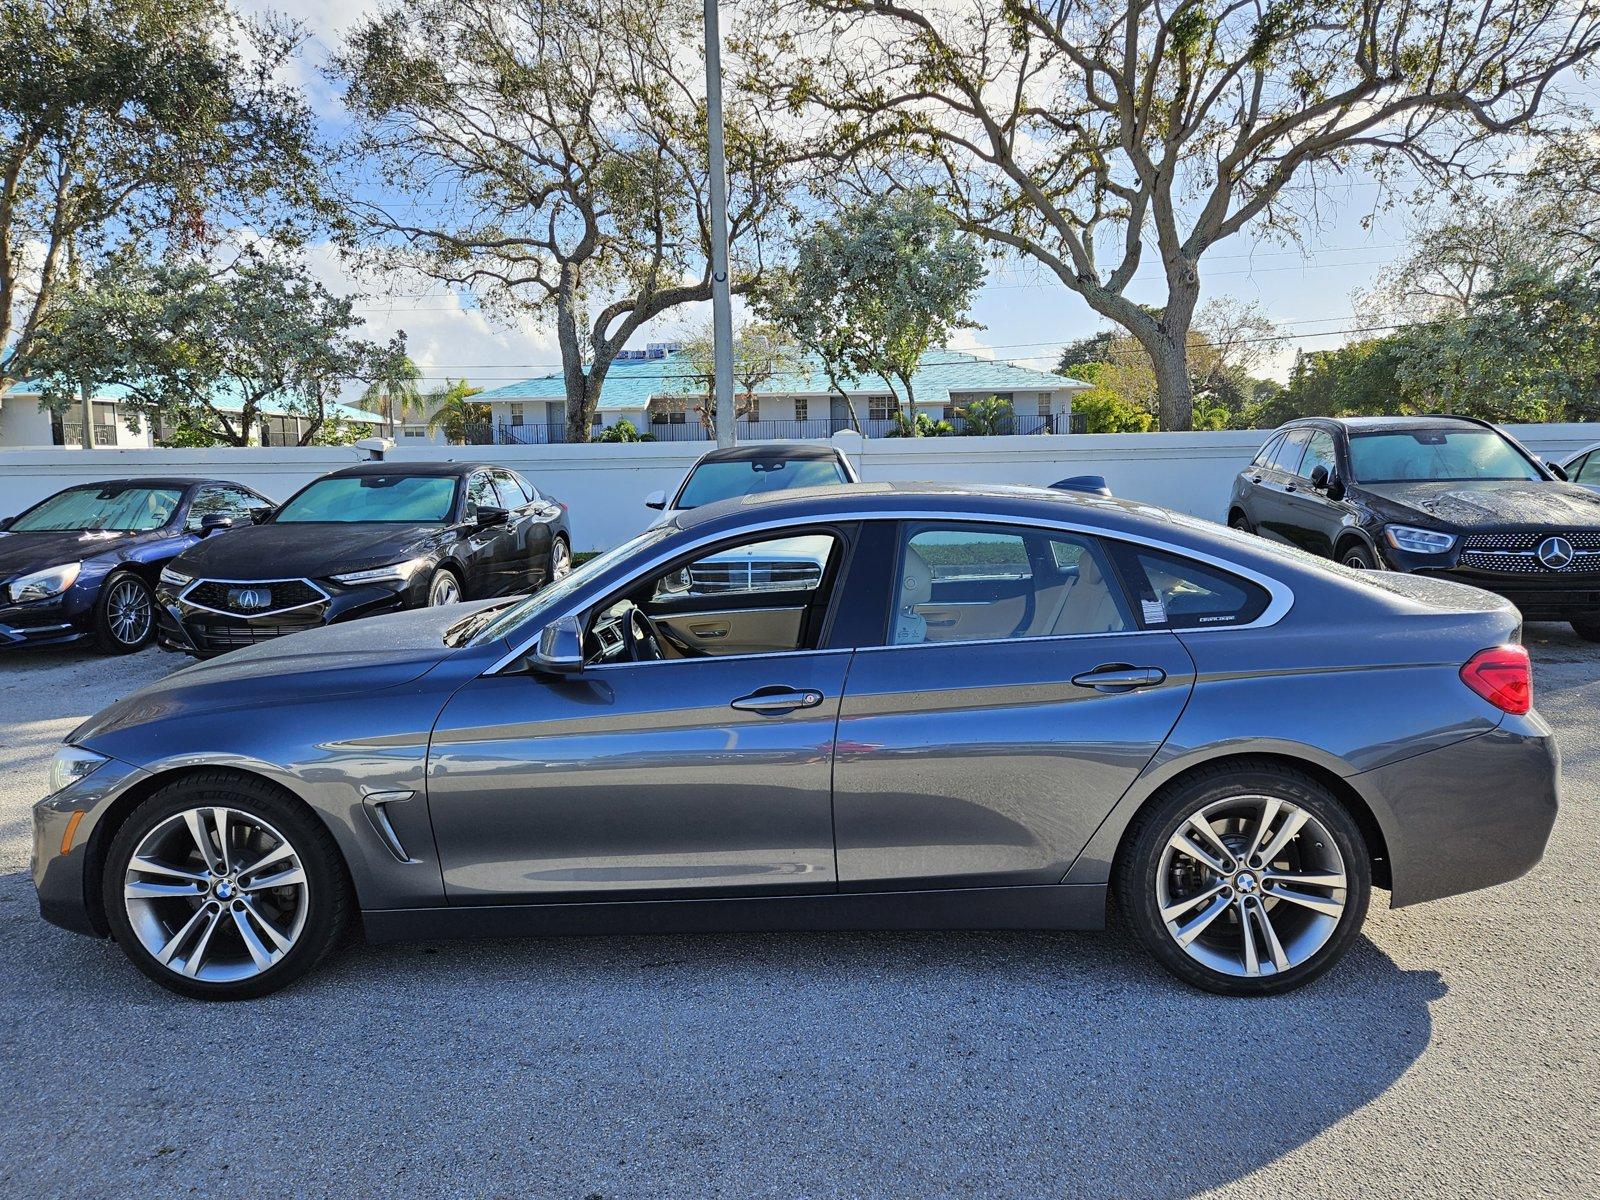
<box><xmin>0</xmin><ymin>464</ymin><xmax>570</xmax><ymax>657</ymax></box>
<box><xmin>1226</xmin><ymin>414</ymin><xmax>1600</xmax><ymax>639</ymax></box>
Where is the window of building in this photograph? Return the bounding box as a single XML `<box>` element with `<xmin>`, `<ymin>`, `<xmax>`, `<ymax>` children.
<box><xmin>652</xmin><ymin>398</ymin><xmax>689</xmax><ymax>425</ymax></box>
<box><xmin>509</xmin><ymin>403</ymin><xmax>525</xmax><ymax>427</ymax></box>
<box><xmin>1037</xmin><ymin>394</ymin><xmax>1053</xmax><ymax>417</ymax></box>
<box><xmin>793</xmin><ymin>397</ymin><xmax>809</xmax><ymax>421</ymax></box>
<box><xmin>868</xmin><ymin>396</ymin><xmax>898</xmax><ymax>421</ymax></box>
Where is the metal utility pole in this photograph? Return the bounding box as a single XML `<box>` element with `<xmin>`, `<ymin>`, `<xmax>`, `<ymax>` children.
<box><xmin>703</xmin><ymin>0</ymin><xmax>735</xmax><ymax>447</ymax></box>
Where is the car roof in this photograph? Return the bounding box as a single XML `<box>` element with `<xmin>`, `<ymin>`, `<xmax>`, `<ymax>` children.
<box><xmin>324</xmin><ymin>461</ymin><xmax>493</xmax><ymax>479</ymax></box>
<box><xmin>1287</xmin><ymin>415</ymin><xmax>1495</xmax><ymax>434</ymax></box>
<box><xmin>691</xmin><ymin>442</ymin><xmax>845</xmax><ymax>464</ymax></box>
<box><xmin>51</xmin><ymin>477</ymin><xmax>221</xmax><ymax>490</ymax></box>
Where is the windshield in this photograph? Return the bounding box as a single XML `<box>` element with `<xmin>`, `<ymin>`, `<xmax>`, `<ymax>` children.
<box><xmin>11</xmin><ymin>484</ymin><xmax>183</xmax><ymax>532</ymax></box>
<box><xmin>675</xmin><ymin>457</ymin><xmax>848</xmax><ymax>509</ymax></box>
<box><xmin>464</xmin><ymin>526</ymin><xmax>674</xmax><ymax>647</ymax></box>
<box><xmin>1348</xmin><ymin>429</ymin><xmax>1541</xmax><ymax>484</ymax></box>
<box><xmin>275</xmin><ymin>474</ymin><xmax>458</xmax><ymax>523</ymax></box>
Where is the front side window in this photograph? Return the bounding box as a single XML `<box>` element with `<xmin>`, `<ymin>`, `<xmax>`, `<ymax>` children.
<box><xmin>11</xmin><ymin>484</ymin><xmax>183</xmax><ymax>532</ymax></box>
<box><xmin>1347</xmin><ymin>428</ymin><xmax>1541</xmax><ymax>483</ymax></box>
<box><xmin>1574</xmin><ymin>453</ymin><xmax>1600</xmax><ymax>484</ymax></box>
<box><xmin>588</xmin><ymin>530</ymin><xmax>841</xmax><ymax>660</ymax></box>
<box><xmin>674</xmin><ymin>456</ymin><xmax>849</xmax><ymax>509</ymax></box>
<box><xmin>1109</xmin><ymin>546</ymin><xmax>1270</xmax><ymax>630</ymax></box>
<box><xmin>890</xmin><ymin>523</ymin><xmax>1129</xmax><ymax>646</ymax></box>
<box><xmin>188</xmin><ymin>485</ymin><xmax>270</xmax><ymax>527</ymax></box>
<box><xmin>274</xmin><ymin>475</ymin><xmax>458</xmax><ymax>523</ymax></box>
<box><xmin>1298</xmin><ymin>430</ymin><xmax>1338</xmax><ymax>481</ymax></box>
<box><xmin>465</xmin><ymin>473</ymin><xmax>502</xmax><ymax>519</ymax></box>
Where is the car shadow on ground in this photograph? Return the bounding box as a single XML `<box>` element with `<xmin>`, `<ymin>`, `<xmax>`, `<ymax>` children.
<box><xmin>3</xmin><ymin>873</ymin><xmax>1444</xmax><ymax>1199</ymax></box>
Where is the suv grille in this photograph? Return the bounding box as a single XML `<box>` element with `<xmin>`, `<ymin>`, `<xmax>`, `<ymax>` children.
<box><xmin>1458</xmin><ymin>532</ymin><xmax>1600</xmax><ymax>575</ymax></box>
<box><xmin>185</xmin><ymin>611</ymin><xmax>326</xmax><ymax>651</ymax></box>
<box><xmin>185</xmin><ymin>578</ymin><xmax>325</xmax><ymax>614</ymax></box>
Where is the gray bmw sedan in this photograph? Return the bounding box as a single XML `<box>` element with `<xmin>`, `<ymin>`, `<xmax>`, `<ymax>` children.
<box><xmin>32</xmin><ymin>483</ymin><xmax>1558</xmax><ymax>999</ymax></box>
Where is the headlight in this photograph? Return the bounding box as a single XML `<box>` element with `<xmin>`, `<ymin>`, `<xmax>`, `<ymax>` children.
<box><xmin>1384</xmin><ymin>526</ymin><xmax>1457</xmax><ymax>555</ymax></box>
<box><xmin>159</xmin><ymin>566</ymin><xmax>192</xmax><ymax>588</ymax></box>
<box><xmin>48</xmin><ymin>745</ymin><xmax>108</xmax><ymax>794</ymax></box>
<box><xmin>332</xmin><ymin>556</ymin><xmax>431</xmax><ymax>586</ymax></box>
<box><xmin>7</xmin><ymin>562</ymin><xmax>81</xmax><ymax>603</ymax></box>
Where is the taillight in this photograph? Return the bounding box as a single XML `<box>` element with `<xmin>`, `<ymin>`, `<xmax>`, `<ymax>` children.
<box><xmin>1460</xmin><ymin>645</ymin><xmax>1532</xmax><ymax>715</ymax></box>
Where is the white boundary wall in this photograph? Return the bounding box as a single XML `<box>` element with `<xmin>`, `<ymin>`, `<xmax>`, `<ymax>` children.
<box><xmin>1</xmin><ymin>424</ymin><xmax>1595</xmax><ymax>554</ymax></box>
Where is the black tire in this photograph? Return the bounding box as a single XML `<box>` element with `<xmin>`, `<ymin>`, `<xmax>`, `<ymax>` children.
<box><xmin>1115</xmin><ymin>760</ymin><xmax>1371</xmax><ymax>996</ymax></box>
<box><xmin>426</xmin><ymin>565</ymin><xmax>463</xmax><ymax>606</ymax></box>
<box><xmin>1337</xmin><ymin>541</ymin><xmax>1379</xmax><ymax>570</ymax></box>
<box><xmin>93</xmin><ymin>570</ymin><xmax>156</xmax><ymax>654</ymax></box>
<box><xmin>1571</xmin><ymin>617</ymin><xmax>1600</xmax><ymax>643</ymax></box>
<box><xmin>101</xmin><ymin>772</ymin><xmax>351</xmax><ymax>1000</ymax></box>
<box><xmin>1228</xmin><ymin>510</ymin><xmax>1254</xmax><ymax>534</ymax></box>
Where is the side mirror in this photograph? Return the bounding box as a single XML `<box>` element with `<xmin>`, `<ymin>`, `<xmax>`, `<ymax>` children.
<box><xmin>251</xmin><ymin>506</ymin><xmax>276</xmax><ymax>524</ymax></box>
<box><xmin>644</xmin><ymin>490</ymin><xmax>667</xmax><ymax>511</ymax></box>
<box><xmin>0</xmin><ymin>516</ymin><xmax>12</xmax><ymax>531</ymax></box>
<box><xmin>196</xmin><ymin>513</ymin><xmax>234</xmax><ymax>535</ymax></box>
<box><xmin>1309</xmin><ymin>464</ymin><xmax>1330</xmax><ymax>489</ymax></box>
<box><xmin>530</xmin><ymin>614</ymin><xmax>585</xmax><ymax>673</ymax></box>
<box><xmin>475</xmin><ymin>505</ymin><xmax>510</xmax><ymax>527</ymax></box>
<box><xmin>1545</xmin><ymin>459</ymin><xmax>1570</xmax><ymax>482</ymax></box>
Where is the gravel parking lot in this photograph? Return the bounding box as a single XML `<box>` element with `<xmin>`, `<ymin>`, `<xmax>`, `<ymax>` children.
<box><xmin>1</xmin><ymin>631</ymin><xmax>1597</xmax><ymax>1199</ymax></box>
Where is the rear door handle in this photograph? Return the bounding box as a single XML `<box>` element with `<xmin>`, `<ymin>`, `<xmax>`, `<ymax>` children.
<box><xmin>730</xmin><ymin>688</ymin><xmax>824</xmax><ymax>713</ymax></box>
<box><xmin>1071</xmin><ymin>665</ymin><xmax>1167</xmax><ymax>692</ymax></box>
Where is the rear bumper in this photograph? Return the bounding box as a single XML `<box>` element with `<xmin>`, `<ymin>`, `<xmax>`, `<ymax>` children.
<box><xmin>1351</xmin><ymin>714</ymin><xmax>1559</xmax><ymax>908</ymax></box>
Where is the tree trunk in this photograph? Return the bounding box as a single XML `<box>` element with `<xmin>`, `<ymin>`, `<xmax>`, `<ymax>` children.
<box><xmin>1148</xmin><ymin>341</ymin><xmax>1194</xmax><ymax>432</ymax></box>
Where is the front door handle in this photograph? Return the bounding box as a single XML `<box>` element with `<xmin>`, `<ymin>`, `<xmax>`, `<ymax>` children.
<box><xmin>730</xmin><ymin>688</ymin><xmax>824</xmax><ymax>713</ymax></box>
<box><xmin>1071</xmin><ymin>664</ymin><xmax>1167</xmax><ymax>692</ymax></box>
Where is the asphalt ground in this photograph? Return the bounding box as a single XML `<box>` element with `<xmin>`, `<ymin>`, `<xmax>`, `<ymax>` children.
<box><xmin>1</xmin><ymin>628</ymin><xmax>1596</xmax><ymax>1198</ymax></box>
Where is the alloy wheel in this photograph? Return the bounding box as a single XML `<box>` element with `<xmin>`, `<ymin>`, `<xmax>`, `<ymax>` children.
<box><xmin>1342</xmin><ymin>552</ymin><xmax>1370</xmax><ymax>569</ymax></box>
<box><xmin>122</xmin><ymin>807</ymin><xmax>309</xmax><ymax>983</ymax></box>
<box><xmin>429</xmin><ymin>570</ymin><xmax>461</xmax><ymax>606</ymax></box>
<box><xmin>1155</xmin><ymin>794</ymin><xmax>1347</xmax><ymax>979</ymax></box>
<box><xmin>106</xmin><ymin>578</ymin><xmax>153</xmax><ymax>646</ymax></box>
<box><xmin>551</xmin><ymin>538</ymin><xmax>572</xmax><ymax>581</ymax></box>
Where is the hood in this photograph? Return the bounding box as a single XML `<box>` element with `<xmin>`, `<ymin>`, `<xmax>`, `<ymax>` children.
<box><xmin>0</xmin><ymin>528</ymin><xmax>154</xmax><ymax>580</ymax></box>
<box><xmin>1361</xmin><ymin>480</ymin><xmax>1600</xmax><ymax>529</ymax></box>
<box><xmin>173</xmin><ymin>521</ymin><xmax>448</xmax><ymax>580</ymax></box>
<box><xmin>70</xmin><ymin>601</ymin><xmax>493</xmax><ymax>746</ymax></box>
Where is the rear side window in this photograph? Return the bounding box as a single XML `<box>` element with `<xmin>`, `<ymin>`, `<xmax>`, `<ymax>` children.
<box><xmin>1109</xmin><ymin>546</ymin><xmax>1270</xmax><ymax>630</ymax></box>
<box><xmin>1269</xmin><ymin>429</ymin><xmax>1311</xmax><ymax>474</ymax></box>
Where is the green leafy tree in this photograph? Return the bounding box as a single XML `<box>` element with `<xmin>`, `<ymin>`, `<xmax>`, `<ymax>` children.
<box><xmin>761</xmin><ymin>193</ymin><xmax>984</xmax><ymax>434</ymax></box>
<box><xmin>955</xmin><ymin>395</ymin><xmax>1015</xmax><ymax>436</ymax></box>
<box><xmin>596</xmin><ymin>418</ymin><xmax>655</xmax><ymax>443</ymax></box>
<box><xmin>423</xmin><ymin>380</ymin><xmax>490</xmax><ymax>445</ymax></box>
<box><xmin>22</xmin><ymin>253</ymin><xmax>399</xmax><ymax>446</ymax></box>
<box><xmin>758</xmin><ymin>0</ymin><xmax>1600</xmax><ymax>429</ymax></box>
<box><xmin>0</xmin><ymin>0</ymin><xmax>318</xmax><ymax>399</ymax></box>
<box><xmin>334</xmin><ymin>0</ymin><xmax>799</xmax><ymax>441</ymax></box>
<box><xmin>886</xmin><ymin>411</ymin><xmax>954</xmax><ymax>438</ymax></box>
<box><xmin>679</xmin><ymin>318</ymin><xmax>803</xmax><ymax>437</ymax></box>
<box><xmin>359</xmin><ymin>353</ymin><xmax>425</xmax><ymax>436</ymax></box>
<box><xmin>1071</xmin><ymin>382</ymin><xmax>1155</xmax><ymax>434</ymax></box>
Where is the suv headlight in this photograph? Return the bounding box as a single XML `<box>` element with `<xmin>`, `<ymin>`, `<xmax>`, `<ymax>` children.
<box><xmin>1385</xmin><ymin>525</ymin><xmax>1457</xmax><ymax>555</ymax></box>
<box><xmin>159</xmin><ymin>566</ymin><xmax>192</xmax><ymax>588</ymax></box>
<box><xmin>332</xmin><ymin>556</ymin><xmax>430</xmax><ymax>586</ymax></box>
<box><xmin>7</xmin><ymin>562</ymin><xmax>81</xmax><ymax>603</ymax></box>
<box><xmin>49</xmin><ymin>745</ymin><xmax>108</xmax><ymax>794</ymax></box>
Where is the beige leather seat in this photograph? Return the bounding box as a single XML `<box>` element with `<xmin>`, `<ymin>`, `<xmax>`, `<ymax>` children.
<box><xmin>893</xmin><ymin>545</ymin><xmax>934</xmax><ymax>644</ymax></box>
<box><xmin>1048</xmin><ymin>551</ymin><xmax>1125</xmax><ymax>635</ymax></box>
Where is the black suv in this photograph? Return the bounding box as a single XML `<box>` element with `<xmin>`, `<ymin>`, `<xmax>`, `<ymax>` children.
<box><xmin>1227</xmin><ymin>415</ymin><xmax>1600</xmax><ymax>640</ymax></box>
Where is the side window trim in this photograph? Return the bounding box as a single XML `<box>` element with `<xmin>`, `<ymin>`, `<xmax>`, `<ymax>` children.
<box><xmin>1252</xmin><ymin>433</ymin><xmax>1284</xmax><ymax>468</ymax></box>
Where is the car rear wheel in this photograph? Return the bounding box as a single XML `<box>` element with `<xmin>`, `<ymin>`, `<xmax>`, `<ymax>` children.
<box><xmin>1116</xmin><ymin>762</ymin><xmax>1370</xmax><ymax>996</ymax></box>
<box><xmin>94</xmin><ymin>571</ymin><xmax>155</xmax><ymax>654</ymax></box>
<box><xmin>427</xmin><ymin>566</ymin><xmax>462</xmax><ymax>606</ymax></box>
<box><xmin>102</xmin><ymin>773</ymin><xmax>350</xmax><ymax>1000</ymax></box>
<box><xmin>549</xmin><ymin>535</ymin><xmax>572</xmax><ymax>583</ymax></box>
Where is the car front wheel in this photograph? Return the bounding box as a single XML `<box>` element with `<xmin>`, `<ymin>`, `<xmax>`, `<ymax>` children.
<box><xmin>1570</xmin><ymin>617</ymin><xmax>1600</xmax><ymax>642</ymax></box>
<box><xmin>94</xmin><ymin>571</ymin><xmax>156</xmax><ymax>654</ymax></box>
<box><xmin>102</xmin><ymin>773</ymin><xmax>350</xmax><ymax>1000</ymax></box>
<box><xmin>426</xmin><ymin>566</ymin><xmax>462</xmax><ymax>606</ymax></box>
<box><xmin>549</xmin><ymin>535</ymin><xmax>572</xmax><ymax>583</ymax></box>
<box><xmin>1116</xmin><ymin>761</ymin><xmax>1371</xmax><ymax>996</ymax></box>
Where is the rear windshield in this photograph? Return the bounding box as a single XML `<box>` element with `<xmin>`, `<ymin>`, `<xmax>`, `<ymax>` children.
<box><xmin>275</xmin><ymin>475</ymin><xmax>458</xmax><ymax>523</ymax></box>
<box><xmin>11</xmin><ymin>484</ymin><xmax>183</xmax><ymax>532</ymax></box>
<box><xmin>675</xmin><ymin>457</ymin><xmax>848</xmax><ymax>509</ymax></box>
<box><xmin>1348</xmin><ymin>429</ymin><xmax>1540</xmax><ymax>483</ymax></box>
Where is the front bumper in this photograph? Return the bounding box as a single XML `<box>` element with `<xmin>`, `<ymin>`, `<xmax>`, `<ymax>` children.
<box><xmin>1378</xmin><ymin>534</ymin><xmax>1600</xmax><ymax>621</ymax></box>
<box><xmin>0</xmin><ymin>588</ymin><xmax>97</xmax><ymax>649</ymax></box>
<box><xmin>156</xmin><ymin>576</ymin><xmax>421</xmax><ymax>657</ymax></box>
<box><xmin>1351</xmin><ymin>713</ymin><xmax>1559</xmax><ymax>908</ymax></box>
<box><xmin>31</xmin><ymin>754</ymin><xmax>149</xmax><ymax>936</ymax></box>
<box><xmin>1422</xmin><ymin>569</ymin><xmax>1600</xmax><ymax>622</ymax></box>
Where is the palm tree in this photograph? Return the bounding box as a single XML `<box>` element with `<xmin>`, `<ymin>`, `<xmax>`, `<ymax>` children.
<box><xmin>359</xmin><ymin>354</ymin><xmax>425</xmax><ymax>437</ymax></box>
<box><xmin>424</xmin><ymin>380</ymin><xmax>490</xmax><ymax>444</ymax></box>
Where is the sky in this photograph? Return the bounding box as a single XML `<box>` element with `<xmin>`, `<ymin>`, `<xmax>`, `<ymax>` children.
<box><xmin>264</xmin><ymin>1</ymin><xmax>1426</xmax><ymax>391</ymax></box>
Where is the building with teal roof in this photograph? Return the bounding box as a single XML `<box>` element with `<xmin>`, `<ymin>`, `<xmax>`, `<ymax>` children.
<box><xmin>401</xmin><ymin>345</ymin><xmax>1089</xmax><ymax>444</ymax></box>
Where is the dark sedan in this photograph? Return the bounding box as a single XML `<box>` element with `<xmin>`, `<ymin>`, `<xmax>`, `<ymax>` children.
<box><xmin>1228</xmin><ymin>414</ymin><xmax>1600</xmax><ymax>640</ymax></box>
<box><xmin>156</xmin><ymin>462</ymin><xmax>570</xmax><ymax>657</ymax></box>
<box><xmin>0</xmin><ymin>478</ymin><xmax>272</xmax><ymax>653</ymax></box>
<box><xmin>34</xmin><ymin>482</ymin><xmax>1555</xmax><ymax>999</ymax></box>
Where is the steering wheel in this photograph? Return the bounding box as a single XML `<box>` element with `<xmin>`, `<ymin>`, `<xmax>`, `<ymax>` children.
<box><xmin>625</xmin><ymin>606</ymin><xmax>663</xmax><ymax>662</ymax></box>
